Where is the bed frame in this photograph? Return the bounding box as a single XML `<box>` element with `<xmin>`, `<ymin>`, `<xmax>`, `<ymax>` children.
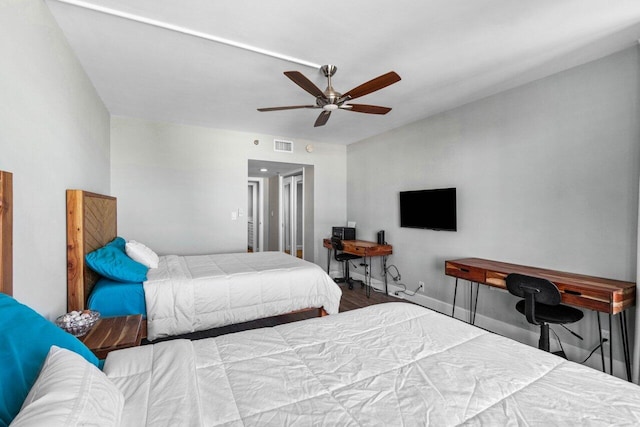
<box><xmin>66</xmin><ymin>189</ymin><xmax>327</xmax><ymax>341</ymax></box>
<box><xmin>0</xmin><ymin>170</ymin><xmax>12</xmax><ymax>296</ymax></box>
<box><xmin>66</xmin><ymin>190</ymin><xmax>118</xmax><ymax>312</ymax></box>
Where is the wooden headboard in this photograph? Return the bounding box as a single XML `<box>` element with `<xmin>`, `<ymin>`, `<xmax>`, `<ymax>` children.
<box><xmin>0</xmin><ymin>171</ymin><xmax>12</xmax><ymax>296</ymax></box>
<box><xmin>66</xmin><ymin>190</ymin><xmax>117</xmax><ymax>311</ymax></box>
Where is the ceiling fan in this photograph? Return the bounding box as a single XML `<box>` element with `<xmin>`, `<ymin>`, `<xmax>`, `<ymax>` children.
<box><xmin>257</xmin><ymin>65</ymin><xmax>401</xmax><ymax>127</ymax></box>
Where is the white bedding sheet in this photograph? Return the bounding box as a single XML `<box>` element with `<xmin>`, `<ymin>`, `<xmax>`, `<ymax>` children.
<box><xmin>104</xmin><ymin>302</ymin><xmax>640</xmax><ymax>426</ymax></box>
<box><xmin>143</xmin><ymin>251</ymin><xmax>342</xmax><ymax>340</ymax></box>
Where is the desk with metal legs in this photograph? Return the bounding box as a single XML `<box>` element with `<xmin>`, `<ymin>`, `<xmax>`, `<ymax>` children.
<box><xmin>445</xmin><ymin>258</ymin><xmax>636</xmax><ymax>380</ymax></box>
<box><xmin>323</xmin><ymin>239</ymin><xmax>392</xmax><ymax>297</ymax></box>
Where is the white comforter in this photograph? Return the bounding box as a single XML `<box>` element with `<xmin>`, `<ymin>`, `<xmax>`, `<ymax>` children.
<box><xmin>104</xmin><ymin>302</ymin><xmax>640</xmax><ymax>426</ymax></box>
<box><xmin>143</xmin><ymin>251</ymin><xmax>341</xmax><ymax>341</ymax></box>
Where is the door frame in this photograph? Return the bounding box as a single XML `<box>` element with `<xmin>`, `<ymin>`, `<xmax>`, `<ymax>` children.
<box><xmin>247</xmin><ymin>178</ymin><xmax>265</xmax><ymax>252</ymax></box>
<box><xmin>279</xmin><ymin>169</ymin><xmax>304</xmax><ymax>258</ymax></box>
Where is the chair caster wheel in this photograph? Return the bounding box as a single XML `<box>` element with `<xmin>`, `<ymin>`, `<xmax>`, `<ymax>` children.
<box><xmin>348</xmin><ymin>283</ymin><xmax>354</xmax><ymax>290</ymax></box>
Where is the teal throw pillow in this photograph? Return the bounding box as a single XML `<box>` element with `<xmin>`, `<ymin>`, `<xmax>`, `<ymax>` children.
<box><xmin>0</xmin><ymin>294</ymin><xmax>100</xmax><ymax>426</ymax></box>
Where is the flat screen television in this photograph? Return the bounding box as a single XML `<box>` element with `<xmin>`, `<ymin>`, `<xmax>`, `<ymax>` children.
<box><xmin>399</xmin><ymin>188</ymin><xmax>457</xmax><ymax>231</ymax></box>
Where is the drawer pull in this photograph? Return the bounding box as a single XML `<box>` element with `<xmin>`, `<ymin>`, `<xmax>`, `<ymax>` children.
<box><xmin>564</xmin><ymin>290</ymin><xmax>582</xmax><ymax>296</ymax></box>
<box><xmin>460</xmin><ymin>268</ymin><xmax>470</xmax><ymax>273</ymax></box>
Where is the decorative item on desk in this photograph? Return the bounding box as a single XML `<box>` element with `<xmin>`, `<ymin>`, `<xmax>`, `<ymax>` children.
<box><xmin>55</xmin><ymin>310</ymin><xmax>100</xmax><ymax>337</ymax></box>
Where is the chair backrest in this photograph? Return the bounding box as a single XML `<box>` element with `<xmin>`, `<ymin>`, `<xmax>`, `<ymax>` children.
<box><xmin>331</xmin><ymin>237</ymin><xmax>345</xmax><ymax>261</ymax></box>
<box><xmin>506</xmin><ymin>273</ymin><xmax>561</xmax><ymax>305</ymax></box>
<box><xmin>331</xmin><ymin>236</ymin><xmax>344</xmax><ymax>251</ymax></box>
<box><xmin>506</xmin><ymin>273</ymin><xmax>561</xmax><ymax>325</ymax></box>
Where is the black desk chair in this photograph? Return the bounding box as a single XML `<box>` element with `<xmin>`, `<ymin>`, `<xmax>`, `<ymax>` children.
<box><xmin>506</xmin><ymin>273</ymin><xmax>583</xmax><ymax>355</ymax></box>
<box><xmin>330</xmin><ymin>237</ymin><xmax>363</xmax><ymax>290</ymax></box>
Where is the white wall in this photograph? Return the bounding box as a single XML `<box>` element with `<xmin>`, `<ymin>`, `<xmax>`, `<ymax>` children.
<box><xmin>347</xmin><ymin>46</ymin><xmax>640</xmax><ymax>368</ymax></box>
<box><xmin>110</xmin><ymin>116</ymin><xmax>347</xmax><ymax>266</ymax></box>
<box><xmin>0</xmin><ymin>0</ymin><xmax>111</xmax><ymax>317</ymax></box>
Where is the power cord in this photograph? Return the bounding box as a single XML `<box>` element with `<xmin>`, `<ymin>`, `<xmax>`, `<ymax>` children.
<box><xmin>550</xmin><ymin>326</ymin><xmax>604</xmax><ymax>364</ymax></box>
<box><xmin>384</xmin><ymin>264</ymin><xmax>424</xmax><ymax>296</ymax></box>
<box><xmin>580</xmin><ymin>338</ymin><xmax>608</xmax><ymax>364</ymax></box>
<box><xmin>393</xmin><ymin>282</ymin><xmax>423</xmax><ymax>296</ymax></box>
<box><xmin>559</xmin><ymin>324</ymin><xmax>583</xmax><ymax>341</ymax></box>
<box><xmin>386</xmin><ymin>264</ymin><xmax>401</xmax><ymax>282</ymax></box>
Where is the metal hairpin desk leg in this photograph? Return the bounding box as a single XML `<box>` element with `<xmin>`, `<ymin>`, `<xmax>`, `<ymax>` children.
<box><xmin>620</xmin><ymin>311</ymin><xmax>631</xmax><ymax>381</ymax></box>
<box><xmin>609</xmin><ymin>314</ymin><xmax>613</xmax><ymax>377</ymax></box>
<box><xmin>364</xmin><ymin>257</ymin><xmax>371</xmax><ymax>298</ymax></box>
<box><xmin>452</xmin><ymin>278</ymin><xmax>458</xmax><ymax>318</ymax></box>
<box><xmin>382</xmin><ymin>256</ymin><xmax>388</xmax><ymax>295</ymax></box>
<box><xmin>597</xmin><ymin>313</ymin><xmax>605</xmax><ymax>373</ymax></box>
<box><xmin>451</xmin><ymin>278</ymin><xmax>479</xmax><ymax>324</ymax></box>
<box><xmin>326</xmin><ymin>248</ymin><xmax>331</xmax><ymax>274</ymax></box>
<box><xmin>470</xmin><ymin>283</ymin><xmax>479</xmax><ymax>325</ymax></box>
<box><xmin>601</xmin><ymin>311</ymin><xmax>632</xmax><ymax>381</ymax></box>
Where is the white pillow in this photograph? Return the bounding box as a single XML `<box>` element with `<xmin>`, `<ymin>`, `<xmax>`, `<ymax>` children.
<box><xmin>10</xmin><ymin>346</ymin><xmax>124</xmax><ymax>427</ymax></box>
<box><xmin>125</xmin><ymin>240</ymin><xmax>159</xmax><ymax>269</ymax></box>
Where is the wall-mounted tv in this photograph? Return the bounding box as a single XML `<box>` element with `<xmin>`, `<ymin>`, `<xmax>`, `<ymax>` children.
<box><xmin>399</xmin><ymin>188</ymin><xmax>457</xmax><ymax>231</ymax></box>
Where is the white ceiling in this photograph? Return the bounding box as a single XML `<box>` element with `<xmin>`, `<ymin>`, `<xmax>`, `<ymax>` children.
<box><xmin>45</xmin><ymin>0</ymin><xmax>640</xmax><ymax>145</ymax></box>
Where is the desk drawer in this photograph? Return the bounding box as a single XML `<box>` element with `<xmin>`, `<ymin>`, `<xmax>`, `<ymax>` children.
<box><xmin>445</xmin><ymin>262</ymin><xmax>485</xmax><ymax>283</ymax></box>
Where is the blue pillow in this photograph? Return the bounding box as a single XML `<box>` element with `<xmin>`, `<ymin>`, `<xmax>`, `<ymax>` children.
<box><xmin>106</xmin><ymin>236</ymin><xmax>126</xmax><ymax>252</ymax></box>
<box><xmin>0</xmin><ymin>294</ymin><xmax>100</xmax><ymax>426</ymax></box>
<box><xmin>86</xmin><ymin>244</ymin><xmax>148</xmax><ymax>283</ymax></box>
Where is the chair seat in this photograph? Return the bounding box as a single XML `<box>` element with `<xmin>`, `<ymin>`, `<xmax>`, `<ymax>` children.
<box><xmin>515</xmin><ymin>300</ymin><xmax>583</xmax><ymax>324</ymax></box>
<box><xmin>335</xmin><ymin>253</ymin><xmax>361</xmax><ymax>262</ymax></box>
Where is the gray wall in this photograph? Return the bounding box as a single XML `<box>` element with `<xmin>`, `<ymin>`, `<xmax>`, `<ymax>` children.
<box><xmin>0</xmin><ymin>0</ymin><xmax>110</xmax><ymax>317</ymax></box>
<box><xmin>110</xmin><ymin>116</ymin><xmax>347</xmax><ymax>265</ymax></box>
<box><xmin>347</xmin><ymin>47</ymin><xmax>640</xmax><ymax>364</ymax></box>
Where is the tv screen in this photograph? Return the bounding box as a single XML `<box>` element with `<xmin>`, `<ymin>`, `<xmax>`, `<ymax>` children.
<box><xmin>399</xmin><ymin>188</ymin><xmax>457</xmax><ymax>231</ymax></box>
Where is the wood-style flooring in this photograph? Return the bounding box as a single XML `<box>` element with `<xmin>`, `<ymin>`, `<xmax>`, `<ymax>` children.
<box><xmin>144</xmin><ymin>282</ymin><xmax>402</xmax><ymax>344</ymax></box>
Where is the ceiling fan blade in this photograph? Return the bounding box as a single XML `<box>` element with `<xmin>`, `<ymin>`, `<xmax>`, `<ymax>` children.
<box><xmin>314</xmin><ymin>110</ymin><xmax>331</xmax><ymax>127</ymax></box>
<box><xmin>257</xmin><ymin>105</ymin><xmax>316</xmax><ymax>112</ymax></box>
<box><xmin>284</xmin><ymin>71</ymin><xmax>325</xmax><ymax>98</ymax></box>
<box><xmin>342</xmin><ymin>104</ymin><xmax>392</xmax><ymax>114</ymax></box>
<box><xmin>341</xmin><ymin>71</ymin><xmax>401</xmax><ymax>101</ymax></box>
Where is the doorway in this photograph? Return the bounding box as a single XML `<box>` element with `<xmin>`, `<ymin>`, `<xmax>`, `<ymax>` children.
<box><xmin>247</xmin><ymin>160</ymin><xmax>314</xmax><ymax>261</ymax></box>
<box><xmin>282</xmin><ymin>174</ymin><xmax>303</xmax><ymax>258</ymax></box>
<box><xmin>247</xmin><ymin>181</ymin><xmax>260</xmax><ymax>252</ymax></box>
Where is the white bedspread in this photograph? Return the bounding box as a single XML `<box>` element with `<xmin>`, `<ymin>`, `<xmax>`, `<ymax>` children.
<box><xmin>104</xmin><ymin>302</ymin><xmax>640</xmax><ymax>426</ymax></box>
<box><xmin>143</xmin><ymin>251</ymin><xmax>341</xmax><ymax>341</ymax></box>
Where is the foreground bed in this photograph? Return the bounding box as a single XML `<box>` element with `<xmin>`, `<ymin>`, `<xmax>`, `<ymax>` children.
<box><xmin>100</xmin><ymin>302</ymin><xmax>640</xmax><ymax>426</ymax></box>
<box><xmin>66</xmin><ymin>190</ymin><xmax>341</xmax><ymax>340</ymax></box>
<box><xmin>6</xmin><ymin>297</ymin><xmax>640</xmax><ymax>426</ymax></box>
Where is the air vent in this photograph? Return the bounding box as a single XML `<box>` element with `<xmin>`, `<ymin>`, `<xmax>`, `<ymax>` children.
<box><xmin>274</xmin><ymin>139</ymin><xmax>293</xmax><ymax>153</ymax></box>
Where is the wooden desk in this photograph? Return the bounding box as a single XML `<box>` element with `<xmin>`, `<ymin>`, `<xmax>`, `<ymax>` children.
<box><xmin>445</xmin><ymin>258</ymin><xmax>635</xmax><ymax>314</ymax></box>
<box><xmin>445</xmin><ymin>257</ymin><xmax>636</xmax><ymax>379</ymax></box>
<box><xmin>323</xmin><ymin>238</ymin><xmax>393</xmax><ymax>296</ymax></box>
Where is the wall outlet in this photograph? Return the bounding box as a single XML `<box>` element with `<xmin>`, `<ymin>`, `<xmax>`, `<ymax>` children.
<box><xmin>418</xmin><ymin>281</ymin><xmax>425</xmax><ymax>289</ymax></box>
<box><xmin>601</xmin><ymin>329</ymin><xmax>610</xmax><ymax>341</ymax></box>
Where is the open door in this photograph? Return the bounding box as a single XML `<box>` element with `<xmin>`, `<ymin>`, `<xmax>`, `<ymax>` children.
<box><xmin>281</xmin><ymin>173</ymin><xmax>303</xmax><ymax>258</ymax></box>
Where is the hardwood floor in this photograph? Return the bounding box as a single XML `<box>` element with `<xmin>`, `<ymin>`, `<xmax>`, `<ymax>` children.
<box><xmin>144</xmin><ymin>282</ymin><xmax>403</xmax><ymax>344</ymax></box>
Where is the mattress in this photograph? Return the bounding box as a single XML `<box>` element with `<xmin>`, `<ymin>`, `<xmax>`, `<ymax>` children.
<box><xmin>103</xmin><ymin>302</ymin><xmax>640</xmax><ymax>426</ymax></box>
<box><xmin>143</xmin><ymin>251</ymin><xmax>342</xmax><ymax>340</ymax></box>
<box><xmin>87</xmin><ymin>278</ymin><xmax>146</xmax><ymax>318</ymax></box>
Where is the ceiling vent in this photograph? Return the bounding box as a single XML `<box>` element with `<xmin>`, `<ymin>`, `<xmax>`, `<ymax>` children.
<box><xmin>274</xmin><ymin>139</ymin><xmax>293</xmax><ymax>153</ymax></box>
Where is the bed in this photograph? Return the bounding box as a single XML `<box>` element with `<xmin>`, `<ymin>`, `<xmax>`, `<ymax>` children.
<box><xmin>65</xmin><ymin>190</ymin><xmax>341</xmax><ymax>341</ymax></box>
<box><xmin>6</xmin><ymin>296</ymin><xmax>640</xmax><ymax>426</ymax></box>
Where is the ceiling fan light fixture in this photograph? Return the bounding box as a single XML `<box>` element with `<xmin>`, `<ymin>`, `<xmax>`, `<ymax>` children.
<box><xmin>323</xmin><ymin>104</ymin><xmax>339</xmax><ymax>111</ymax></box>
